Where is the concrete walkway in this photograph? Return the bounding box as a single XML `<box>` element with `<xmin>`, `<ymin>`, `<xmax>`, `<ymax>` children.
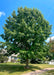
<box><xmin>22</xmin><ymin>68</ymin><xmax>54</xmax><ymax>75</ymax></box>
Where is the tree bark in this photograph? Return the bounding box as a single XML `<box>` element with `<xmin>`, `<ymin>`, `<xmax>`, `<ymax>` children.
<box><xmin>25</xmin><ymin>59</ymin><xmax>29</xmax><ymax>68</ymax></box>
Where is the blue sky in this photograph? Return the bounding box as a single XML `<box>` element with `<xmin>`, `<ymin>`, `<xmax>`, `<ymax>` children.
<box><xmin>0</xmin><ymin>0</ymin><xmax>54</xmax><ymax>42</ymax></box>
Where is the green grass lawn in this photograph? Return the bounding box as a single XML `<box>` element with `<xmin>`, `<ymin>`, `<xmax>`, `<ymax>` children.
<box><xmin>0</xmin><ymin>63</ymin><xmax>54</xmax><ymax>75</ymax></box>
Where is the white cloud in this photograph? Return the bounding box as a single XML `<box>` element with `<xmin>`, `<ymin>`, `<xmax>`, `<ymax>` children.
<box><xmin>47</xmin><ymin>36</ymin><xmax>54</xmax><ymax>42</ymax></box>
<box><xmin>0</xmin><ymin>12</ymin><xmax>5</xmax><ymax>17</ymax></box>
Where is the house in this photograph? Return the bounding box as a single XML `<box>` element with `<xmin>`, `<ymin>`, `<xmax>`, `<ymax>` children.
<box><xmin>49</xmin><ymin>60</ymin><xmax>54</xmax><ymax>65</ymax></box>
<box><xmin>0</xmin><ymin>49</ymin><xmax>19</xmax><ymax>63</ymax></box>
<box><xmin>8</xmin><ymin>53</ymin><xmax>19</xmax><ymax>63</ymax></box>
<box><xmin>0</xmin><ymin>49</ymin><xmax>7</xmax><ymax>54</ymax></box>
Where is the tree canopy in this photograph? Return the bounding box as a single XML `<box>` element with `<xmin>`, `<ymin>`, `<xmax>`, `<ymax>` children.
<box><xmin>0</xmin><ymin>7</ymin><xmax>52</xmax><ymax>67</ymax></box>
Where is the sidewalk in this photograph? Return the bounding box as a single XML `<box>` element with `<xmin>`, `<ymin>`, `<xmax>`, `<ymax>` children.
<box><xmin>22</xmin><ymin>68</ymin><xmax>54</xmax><ymax>75</ymax></box>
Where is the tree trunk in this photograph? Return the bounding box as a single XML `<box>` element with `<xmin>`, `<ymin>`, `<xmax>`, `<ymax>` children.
<box><xmin>25</xmin><ymin>59</ymin><xmax>29</xmax><ymax>69</ymax></box>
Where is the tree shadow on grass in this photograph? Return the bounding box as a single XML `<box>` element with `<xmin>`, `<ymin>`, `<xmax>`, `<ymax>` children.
<box><xmin>0</xmin><ymin>63</ymin><xmax>42</xmax><ymax>74</ymax></box>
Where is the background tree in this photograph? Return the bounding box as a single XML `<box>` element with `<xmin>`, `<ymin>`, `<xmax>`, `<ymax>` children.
<box><xmin>49</xmin><ymin>39</ymin><xmax>54</xmax><ymax>52</ymax></box>
<box><xmin>48</xmin><ymin>39</ymin><xmax>54</xmax><ymax>60</ymax></box>
<box><xmin>0</xmin><ymin>7</ymin><xmax>52</xmax><ymax>68</ymax></box>
<box><xmin>0</xmin><ymin>49</ymin><xmax>8</xmax><ymax>63</ymax></box>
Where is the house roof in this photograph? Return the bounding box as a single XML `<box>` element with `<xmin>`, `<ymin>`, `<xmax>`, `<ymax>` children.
<box><xmin>11</xmin><ymin>53</ymin><xmax>19</xmax><ymax>57</ymax></box>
